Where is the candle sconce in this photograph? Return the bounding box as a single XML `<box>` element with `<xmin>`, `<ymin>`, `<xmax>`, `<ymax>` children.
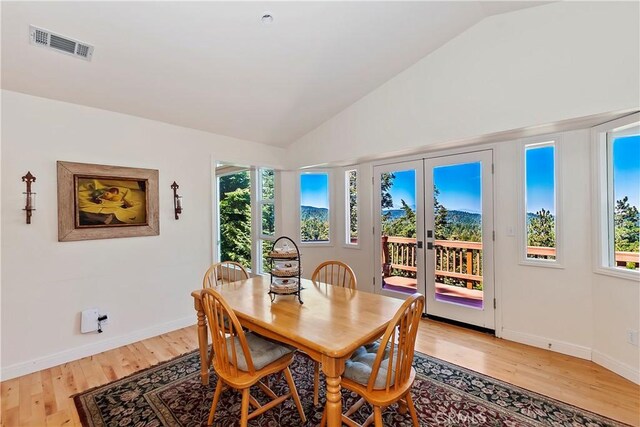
<box><xmin>171</xmin><ymin>181</ymin><xmax>183</xmax><ymax>220</ymax></box>
<box><xmin>22</xmin><ymin>171</ymin><xmax>36</xmax><ymax>224</ymax></box>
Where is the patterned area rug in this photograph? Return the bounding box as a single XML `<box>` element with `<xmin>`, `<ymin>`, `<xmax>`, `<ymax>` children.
<box><xmin>74</xmin><ymin>350</ymin><xmax>628</xmax><ymax>426</ymax></box>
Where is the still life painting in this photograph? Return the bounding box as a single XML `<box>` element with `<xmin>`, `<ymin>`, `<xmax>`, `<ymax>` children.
<box><xmin>76</xmin><ymin>177</ymin><xmax>147</xmax><ymax>227</ymax></box>
<box><xmin>58</xmin><ymin>161</ymin><xmax>159</xmax><ymax>242</ymax></box>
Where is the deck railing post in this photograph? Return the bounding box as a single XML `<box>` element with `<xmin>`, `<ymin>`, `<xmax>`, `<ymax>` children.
<box><xmin>382</xmin><ymin>235</ymin><xmax>391</xmax><ymax>278</ymax></box>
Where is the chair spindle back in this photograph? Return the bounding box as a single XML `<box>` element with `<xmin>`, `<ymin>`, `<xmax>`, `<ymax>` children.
<box><xmin>311</xmin><ymin>260</ymin><xmax>357</xmax><ymax>289</ymax></box>
<box><xmin>203</xmin><ymin>261</ymin><xmax>249</xmax><ymax>288</ymax></box>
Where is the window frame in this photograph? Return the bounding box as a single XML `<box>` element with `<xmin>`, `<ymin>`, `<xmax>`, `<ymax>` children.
<box><xmin>257</xmin><ymin>168</ymin><xmax>276</xmax><ymax>274</ymax></box>
<box><xmin>344</xmin><ymin>167</ymin><xmax>360</xmax><ymax>248</ymax></box>
<box><xmin>592</xmin><ymin>113</ymin><xmax>640</xmax><ymax>281</ymax></box>
<box><xmin>518</xmin><ymin>135</ymin><xmax>563</xmax><ymax>268</ymax></box>
<box><xmin>298</xmin><ymin>169</ymin><xmax>332</xmax><ymax>247</ymax></box>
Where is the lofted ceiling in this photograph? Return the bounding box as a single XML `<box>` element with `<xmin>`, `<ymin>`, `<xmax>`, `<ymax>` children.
<box><xmin>1</xmin><ymin>1</ymin><xmax>548</xmax><ymax>147</ymax></box>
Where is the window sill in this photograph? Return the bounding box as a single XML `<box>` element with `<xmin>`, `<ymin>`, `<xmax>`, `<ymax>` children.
<box><xmin>518</xmin><ymin>259</ymin><xmax>565</xmax><ymax>269</ymax></box>
<box><xmin>299</xmin><ymin>241</ymin><xmax>333</xmax><ymax>248</ymax></box>
<box><xmin>594</xmin><ymin>266</ymin><xmax>639</xmax><ymax>282</ymax></box>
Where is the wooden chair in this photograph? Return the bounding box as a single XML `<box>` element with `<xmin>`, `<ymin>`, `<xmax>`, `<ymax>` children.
<box><xmin>201</xmin><ymin>288</ymin><xmax>307</xmax><ymax>426</ymax></box>
<box><xmin>321</xmin><ymin>293</ymin><xmax>425</xmax><ymax>427</ymax></box>
<box><xmin>312</xmin><ymin>260</ymin><xmax>357</xmax><ymax>290</ymax></box>
<box><xmin>311</xmin><ymin>260</ymin><xmax>357</xmax><ymax>405</ymax></box>
<box><xmin>203</xmin><ymin>261</ymin><xmax>249</xmax><ymax>288</ymax></box>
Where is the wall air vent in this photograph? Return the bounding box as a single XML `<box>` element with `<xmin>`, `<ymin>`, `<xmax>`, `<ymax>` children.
<box><xmin>29</xmin><ymin>25</ymin><xmax>94</xmax><ymax>61</ymax></box>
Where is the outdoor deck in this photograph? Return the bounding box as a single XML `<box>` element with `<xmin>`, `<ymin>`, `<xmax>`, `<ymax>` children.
<box><xmin>382</xmin><ymin>236</ymin><xmax>639</xmax><ymax>309</ymax></box>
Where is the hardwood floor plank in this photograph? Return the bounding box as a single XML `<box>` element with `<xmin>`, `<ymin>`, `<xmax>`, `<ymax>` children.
<box><xmin>1</xmin><ymin>320</ymin><xmax>638</xmax><ymax>426</ymax></box>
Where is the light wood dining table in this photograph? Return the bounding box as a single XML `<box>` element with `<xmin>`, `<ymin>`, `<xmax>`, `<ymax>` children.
<box><xmin>191</xmin><ymin>275</ymin><xmax>406</xmax><ymax>427</ymax></box>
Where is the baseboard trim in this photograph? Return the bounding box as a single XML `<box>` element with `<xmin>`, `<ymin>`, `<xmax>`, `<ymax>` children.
<box><xmin>592</xmin><ymin>350</ymin><xmax>640</xmax><ymax>385</ymax></box>
<box><xmin>501</xmin><ymin>329</ymin><xmax>592</xmax><ymax>360</ymax></box>
<box><xmin>0</xmin><ymin>316</ymin><xmax>195</xmax><ymax>381</ymax></box>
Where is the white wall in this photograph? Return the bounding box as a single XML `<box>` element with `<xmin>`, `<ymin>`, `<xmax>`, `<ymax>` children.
<box><xmin>287</xmin><ymin>1</ymin><xmax>639</xmax><ymax>168</ymax></box>
<box><xmin>0</xmin><ymin>90</ymin><xmax>285</xmax><ymax>379</ymax></box>
<box><xmin>283</xmin><ymin>1</ymin><xmax>640</xmax><ymax>383</ymax></box>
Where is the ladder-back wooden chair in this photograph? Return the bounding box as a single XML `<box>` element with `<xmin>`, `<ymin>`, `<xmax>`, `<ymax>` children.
<box><xmin>201</xmin><ymin>288</ymin><xmax>306</xmax><ymax>426</ymax></box>
<box><xmin>321</xmin><ymin>293</ymin><xmax>424</xmax><ymax>427</ymax></box>
<box><xmin>311</xmin><ymin>260</ymin><xmax>358</xmax><ymax>405</ymax></box>
<box><xmin>203</xmin><ymin>261</ymin><xmax>249</xmax><ymax>288</ymax></box>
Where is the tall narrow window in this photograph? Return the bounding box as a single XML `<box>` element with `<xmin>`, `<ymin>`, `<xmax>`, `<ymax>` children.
<box><xmin>524</xmin><ymin>142</ymin><xmax>556</xmax><ymax>261</ymax></box>
<box><xmin>345</xmin><ymin>169</ymin><xmax>358</xmax><ymax>245</ymax></box>
<box><xmin>300</xmin><ymin>172</ymin><xmax>330</xmax><ymax>243</ymax></box>
<box><xmin>259</xmin><ymin>168</ymin><xmax>276</xmax><ymax>273</ymax></box>
<box><xmin>608</xmin><ymin>123</ymin><xmax>639</xmax><ymax>271</ymax></box>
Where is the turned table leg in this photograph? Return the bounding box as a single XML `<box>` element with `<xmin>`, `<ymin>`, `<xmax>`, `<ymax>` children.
<box><xmin>322</xmin><ymin>356</ymin><xmax>345</xmax><ymax>427</ymax></box>
<box><xmin>194</xmin><ymin>295</ymin><xmax>209</xmax><ymax>385</ymax></box>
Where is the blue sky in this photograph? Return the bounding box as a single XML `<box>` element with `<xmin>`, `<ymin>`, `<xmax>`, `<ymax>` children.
<box><xmin>387</xmin><ymin>170</ymin><xmax>416</xmax><ymax>209</ymax></box>
<box><xmin>526</xmin><ymin>145</ymin><xmax>555</xmax><ymax>215</ymax></box>
<box><xmin>300</xmin><ymin>173</ymin><xmax>329</xmax><ymax>209</ymax></box>
<box><xmin>613</xmin><ymin>135</ymin><xmax>640</xmax><ymax>208</ymax></box>
<box><xmin>433</xmin><ymin>162</ymin><xmax>481</xmax><ymax>213</ymax></box>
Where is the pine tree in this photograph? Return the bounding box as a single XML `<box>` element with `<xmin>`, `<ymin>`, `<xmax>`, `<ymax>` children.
<box><xmin>614</xmin><ymin>196</ymin><xmax>640</xmax><ymax>253</ymax></box>
<box><xmin>527</xmin><ymin>208</ymin><xmax>555</xmax><ymax>248</ymax></box>
<box><xmin>434</xmin><ymin>186</ymin><xmax>449</xmax><ymax>240</ymax></box>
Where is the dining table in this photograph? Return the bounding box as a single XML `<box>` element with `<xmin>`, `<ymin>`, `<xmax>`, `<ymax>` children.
<box><xmin>191</xmin><ymin>275</ymin><xmax>406</xmax><ymax>427</ymax></box>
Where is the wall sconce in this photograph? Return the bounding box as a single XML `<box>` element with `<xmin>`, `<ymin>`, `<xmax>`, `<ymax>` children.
<box><xmin>22</xmin><ymin>171</ymin><xmax>36</xmax><ymax>224</ymax></box>
<box><xmin>171</xmin><ymin>181</ymin><xmax>183</xmax><ymax>220</ymax></box>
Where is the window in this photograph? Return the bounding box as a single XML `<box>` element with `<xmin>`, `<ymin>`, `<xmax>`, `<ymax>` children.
<box><xmin>258</xmin><ymin>168</ymin><xmax>276</xmax><ymax>273</ymax></box>
<box><xmin>345</xmin><ymin>169</ymin><xmax>358</xmax><ymax>246</ymax></box>
<box><xmin>300</xmin><ymin>172</ymin><xmax>330</xmax><ymax>243</ymax></box>
<box><xmin>593</xmin><ymin>114</ymin><xmax>639</xmax><ymax>279</ymax></box>
<box><xmin>524</xmin><ymin>141</ymin><xmax>557</xmax><ymax>262</ymax></box>
<box><xmin>606</xmin><ymin>121</ymin><xmax>639</xmax><ymax>271</ymax></box>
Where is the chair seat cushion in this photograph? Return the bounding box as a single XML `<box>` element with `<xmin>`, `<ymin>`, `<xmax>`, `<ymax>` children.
<box><xmin>344</xmin><ymin>341</ymin><xmax>395</xmax><ymax>389</ymax></box>
<box><xmin>226</xmin><ymin>333</ymin><xmax>294</xmax><ymax>371</ymax></box>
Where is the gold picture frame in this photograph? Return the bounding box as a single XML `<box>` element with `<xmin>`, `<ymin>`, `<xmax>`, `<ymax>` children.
<box><xmin>57</xmin><ymin>161</ymin><xmax>159</xmax><ymax>241</ymax></box>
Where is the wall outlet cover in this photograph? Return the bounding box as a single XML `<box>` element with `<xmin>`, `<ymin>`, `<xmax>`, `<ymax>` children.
<box><xmin>81</xmin><ymin>308</ymin><xmax>99</xmax><ymax>333</ymax></box>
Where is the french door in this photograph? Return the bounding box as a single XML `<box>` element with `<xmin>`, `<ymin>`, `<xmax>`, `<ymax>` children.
<box><xmin>373</xmin><ymin>151</ymin><xmax>495</xmax><ymax>329</ymax></box>
<box><xmin>425</xmin><ymin>151</ymin><xmax>494</xmax><ymax>329</ymax></box>
<box><xmin>373</xmin><ymin>160</ymin><xmax>426</xmax><ymax>298</ymax></box>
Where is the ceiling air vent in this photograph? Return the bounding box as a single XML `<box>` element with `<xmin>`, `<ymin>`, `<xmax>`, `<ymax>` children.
<box><xmin>29</xmin><ymin>25</ymin><xmax>94</xmax><ymax>61</ymax></box>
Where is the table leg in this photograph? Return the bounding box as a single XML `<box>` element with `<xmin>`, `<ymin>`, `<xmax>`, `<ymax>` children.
<box><xmin>322</xmin><ymin>356</ymin><xmax>345</xmax><ymax>427</ymax></box>
<box><xmin>195</xmin><ymin>297</ymin><xmax>209</xmax><ymax>385</ymax></box>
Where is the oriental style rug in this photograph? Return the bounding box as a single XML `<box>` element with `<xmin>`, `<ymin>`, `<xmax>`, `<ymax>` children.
<box><xmin>74</xmin><ymin>350</ymin><xmax>629</xmax><ymax>427</ymax></box>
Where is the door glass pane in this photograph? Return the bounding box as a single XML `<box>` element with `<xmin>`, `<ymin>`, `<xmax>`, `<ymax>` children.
<box><xmin>218</xmin><ymin>171</ymin><xmax>251</xmax><ymax>270</ymax></box>
<box><xmin>432</xmin><ymin>162</ymin><xmax>483</xmax><ymax>309</ymax></box>
<box><xmin>380</xmin><ymin>169</ymin><xmax>417</xmax><ymax>294</ymax></box>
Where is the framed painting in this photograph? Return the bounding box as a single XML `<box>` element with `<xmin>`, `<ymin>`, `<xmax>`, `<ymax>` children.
<box><xmin>57</xmin><ymin>161</ymin><xmax>159</xmax><ymax>241</ymax></box>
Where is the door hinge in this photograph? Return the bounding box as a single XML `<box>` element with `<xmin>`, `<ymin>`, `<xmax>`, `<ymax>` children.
<box><xmin>491</xmin><ymin>163</ymin><xmax>494</xmax><ymax>174</ymax></box>
<box><xmin>372</xmin><ymin>176</ymin><xmax>374</xmax><ymax>185</ymax></box>
<box><xmin>493</xmin><ymin>298</ymin><xmax>497</xmax><ymax>309</ymax></box>
<box><xmin>373</xmin><ymin>226</ymin><xmax>375</xmax><ymax>235</ymax></box>
<box><xmin>373</xmin><ymin>277</ymin><xmax>376</xmax><ymax>286</ymax></box>
<box><xmin>492</xmin><ymin>230</ymin><xmax>495</xmax><ymax>241</ymax></box>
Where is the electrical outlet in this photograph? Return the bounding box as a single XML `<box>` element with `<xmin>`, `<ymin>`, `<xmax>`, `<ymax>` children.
<box><xmin>627</xmin><ymin>330</ymin><xmax>639</xmax><ymax>347</ymax></box>
<box><xmin>81</xmin><ymin>308</ymin><xmax>99</xmax><ymax>333</ymax></box>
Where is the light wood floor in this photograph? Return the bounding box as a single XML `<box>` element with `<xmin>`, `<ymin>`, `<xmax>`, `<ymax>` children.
<box><xmin>2</xmin><ymin>320</ymin><xmax>639</xmax><ymax>426</ymax></box>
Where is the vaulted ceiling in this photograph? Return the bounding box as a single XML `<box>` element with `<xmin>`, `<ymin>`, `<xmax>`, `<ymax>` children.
<box><xmin>1</xmin><ymin>1</ymin><xmax>548</xmax><ymax>146</ymax></box>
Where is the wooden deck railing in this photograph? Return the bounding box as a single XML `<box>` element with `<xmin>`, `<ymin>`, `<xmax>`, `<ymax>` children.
<box><xmin>382</xmin><ymin>236</ymin><xmax>639</xmax><ymax>288</ymax></box>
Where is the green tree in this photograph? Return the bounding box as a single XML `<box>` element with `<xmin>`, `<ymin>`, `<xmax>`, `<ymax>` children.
<box><xmin>614</xmin><ymin>196</ymin><xmax>639</xmax><ymax>253</ymax></box>
<box><xmin>527</xmin><ymin>208</ymin><xmax>556</xmax><ymax>249</ymax></box>
<box><xmin>219</xmin><ymin>187</ymin><xmax>252</xmax><ymax>269</ymax></box>
<box><xmin>382</xmin><ymin>200</ymin><xmax>416</xmax><ymax>238</ymax></box>
<box><xmin>433</xmin><ymin>186</ymin><xmax>449</xmax><ymax>240</ymax></box>
<box><xmin>380</xmin><ymin>172</ymin><xmax>395</xmax><ymax>210</ymax></box>
<box><xmin>348</xmin><ymin>171</ymin><xmax>358</xmax><ymax>241</ymax></box>
<box><xmin>301</xmin><ymin>217</ymin><xmax>329</xmax><ymax>241</ymax></box>
<box><xmin>219</xmin><ymin>171</ymin><xmax>250</xmax><ymax>196</ymax></box>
